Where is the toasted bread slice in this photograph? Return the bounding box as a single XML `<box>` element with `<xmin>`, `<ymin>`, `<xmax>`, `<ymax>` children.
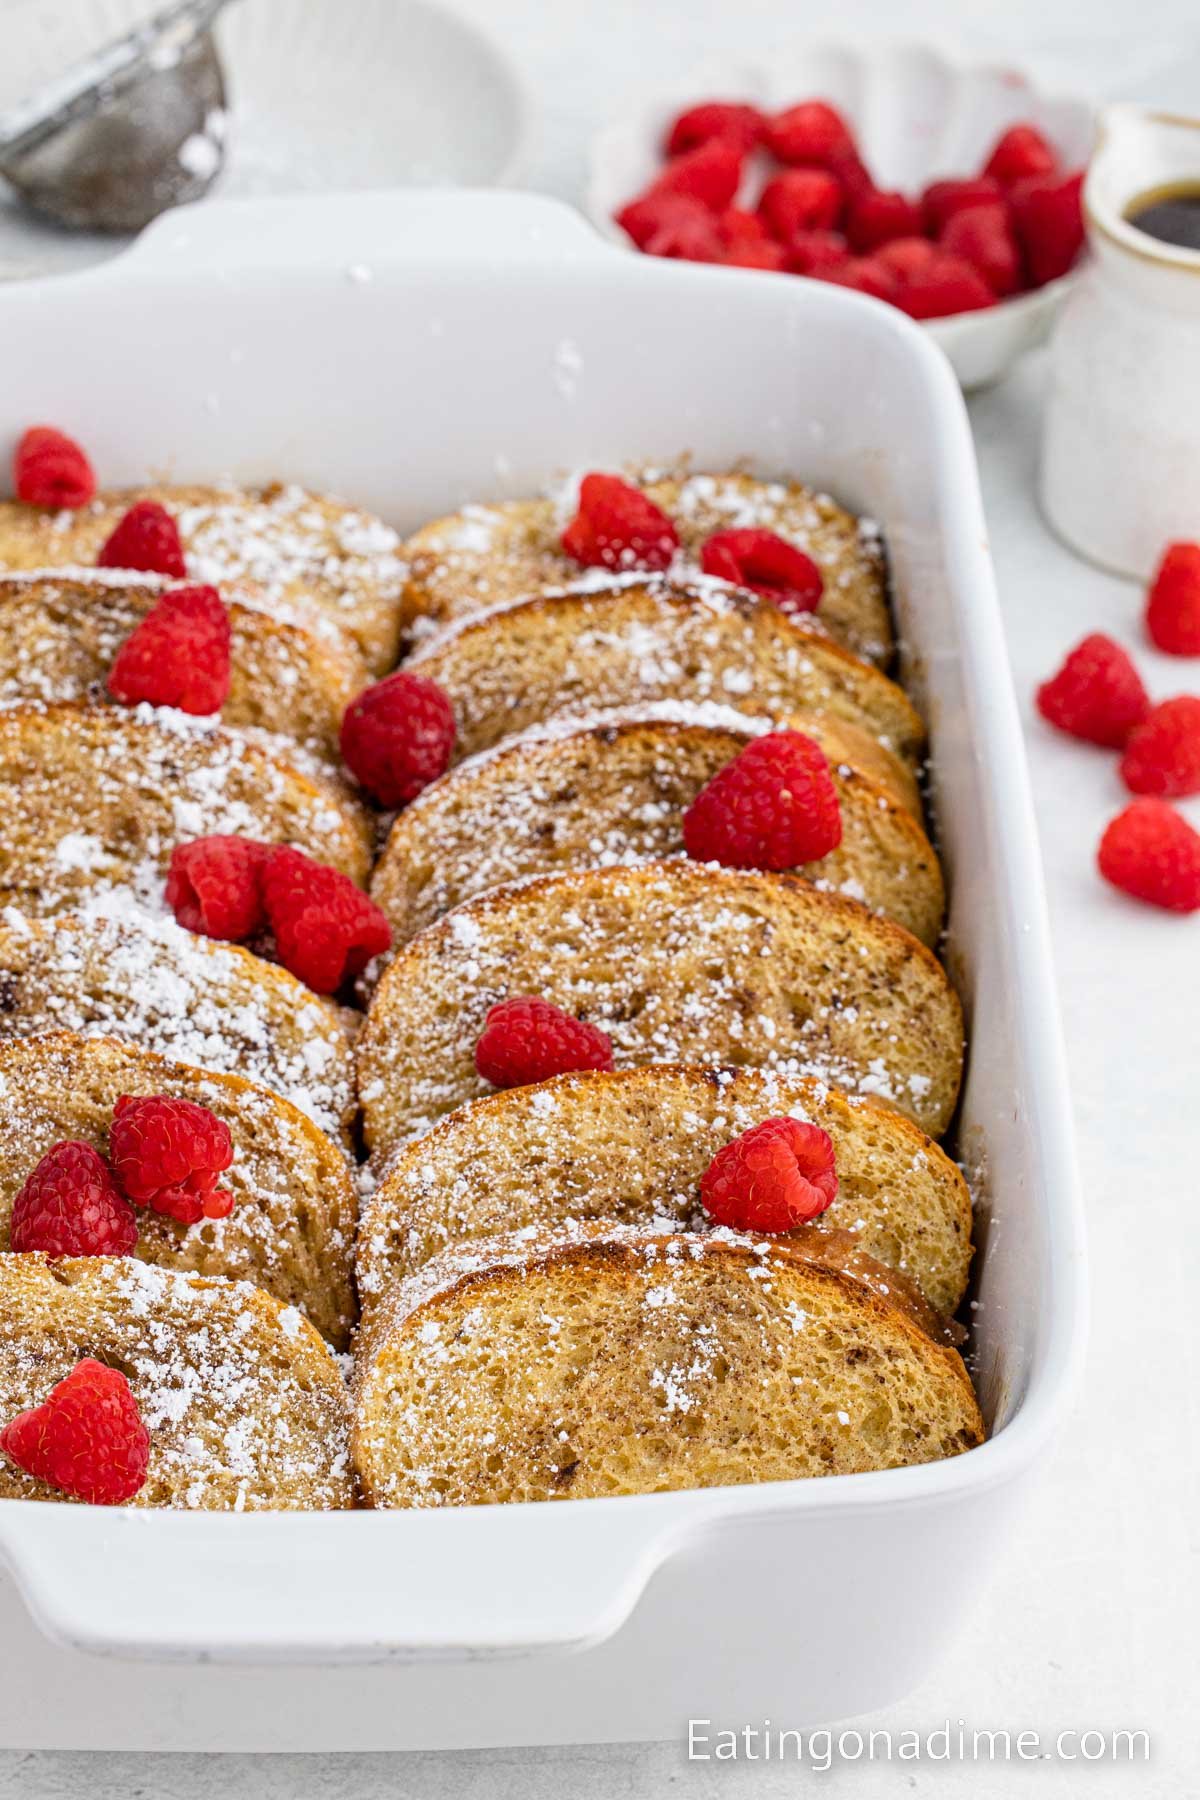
<box><xmin>0</xmin><ymin>572</ymin><xmax>366</xmax><ymax>765</ymax></box>
<box><xmin>0</xmin><ymin>1033</ymin><xmax>357</xmax><ymax>1345</ymax></box>
<box><xmin>352</xmin><ymin>1225</ymin><xmax>984</xmax><ymax>1506</ymax></box>
<box><xmin>358</xmin><ymin>862</ymin><xmax>964</xmax><ymax>1151</ymax></box>
<box><xmin>0</xmin><ymin>1254</ymin><xmax>353</xmax><ymax>1509</ymax></box>
<box><xmin>403</xmin><ymin>469</ymin><xmax>892</xmax><ymax>665</ymax></box>
<box><xmin>0</xmin><ymin>482</ymin><xmax>405</xmax><ymax>672</ymax></box>
<box><xmin>406</xmin><ymin>581</ymin><xmax>925</xmax><ymax>766</ymax></box>
<box><xmin>0</xmin><ymin>908</ymin><xmax>358</xmax><ymax>1144</ymax></box>
<box><xmin>372</xmin><ymin>708</ymin><xmax>944</xmax><ymax>948</ymax></box>
<box><xmin>357</xmin><ymin>1065</ymin><xmax>971</xmax><ymax>1319</ymax></box>
<box><xmin>0</xmin><ymin>700</ymin><xmax>373</xmax><ymax>917</ymax></box>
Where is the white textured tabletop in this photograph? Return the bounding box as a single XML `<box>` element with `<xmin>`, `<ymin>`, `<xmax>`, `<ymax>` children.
<box><xmin>2</xmin><ymin>0</ymin><xmax>1197</xmax><ymax>1795</ymax></box>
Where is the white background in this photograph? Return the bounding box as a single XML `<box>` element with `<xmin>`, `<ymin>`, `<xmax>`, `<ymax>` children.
<box><xmin>2</xmin><ymin>0</ymin><xmax>1199</xmax><ymax>1794</ymax></box>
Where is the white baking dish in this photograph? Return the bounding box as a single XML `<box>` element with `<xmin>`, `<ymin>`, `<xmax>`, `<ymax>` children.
<box><xmin>0</xmin><ymin>191</ymin><xmax>1085</xmax><ymax>1753</ymax></box>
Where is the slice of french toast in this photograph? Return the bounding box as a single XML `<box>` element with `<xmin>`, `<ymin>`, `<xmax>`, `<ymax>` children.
<box><xmin>405</xmin><ymin>581</ymin><xmax>925</xmax><ymax>766</ymax></box>
<box><xmin>351</xmin><ymin>1225</ymin><xmax>984</xmax><ymax>1507</ymax></box>
<box><xmin>0</xmin><ymin>482</ymin><xmax>405</xmax><ymax>672</ymax></box>
<box><xmin>0</xmin><ymin>1254</ymin><xmax>353</xmax><ymax>1509</ymax></box>
<box><xmin>0</xmin><ymin>1033</ymin><xmax>357</xmax><ymax>1346</ymax></box>
<box><xmin>371</xmin><ymin>708</ymin><xmax>944</xmax><ymax>949</ymax></box>
<box><xmin>357</xmin><ymin>1064</ymin><xmax>972</xmax><ymax>1318</ymax></box>
<box><xmin>402</xmin><ymin>469</ymin><xmax>892</xmax><ymax>665</ymax></box>
<box><xmin>0</xmin><ymin>909</ymin><xmax>358</xmax><ymax>1145</ymax></box>
<box><xmin>0</xmin><ymin>700</ymin><xmax>373</xmax><ymax>918</ymax></box>
<box><xmin>358</xmin><ymin>862</ymin><xmax>964</xmax><ymax>1152</ymax></box>
<box><xmin>0</xmin><ymin>572</ymin><xmax>366</xmax><ymax>766</ymax></box>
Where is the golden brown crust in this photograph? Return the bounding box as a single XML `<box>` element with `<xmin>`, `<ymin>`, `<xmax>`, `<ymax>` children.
<box><xmin>351</xmin><ymin>1227</ymin><xmax>984</xmax><ymax>1507</ymax></box>
<box><xmin>402</xmin><ymin>470</ymin><xmax>892</xmax><ymax>666</ymax></box>
<box><xmin>0</xmin><ymin>1253</ymin><xmax>354</xmax><ymax>1509</ymax></box>
<box><xmin>356</xmin><ymin>1063</ymin><xmax>973</xmax><ymax>1318</ymax></box>
<box><xmin>358</xmin><ymin>861</ymin><xmax>964</xmax><ymax>1152</ymax></box>
<box><xmin>0</xmin><ymin>482</ymin><xmax>405</xmax><ymax>673</ymax></box>
<box><xmin>0</xmin><ymin>1033</ymin><xmax>357</xmax><ymax>1346</ymax></box>
<box><xmin>371</xmin><ymin>712</ymin><xmax>944</xmax><ymax>949</ymax></box>
<box><xmin>0</xmin><ymin>573</ymin><xmax>366</xmax><ymax>765</ymax></box>
<box><xmin>406</xmin><ymin>581</ymin><xmax>925</xmax><ymax>765</ymax></box>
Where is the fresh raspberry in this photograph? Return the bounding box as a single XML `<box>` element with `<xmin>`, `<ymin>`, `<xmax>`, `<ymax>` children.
<box><xmin>682</xmin><ymin>730</ymin><xmax>842</xmax><ymax>870</ymax></box>
<box><xmin>165</xmin><ymin>835</ymin><xmax>270</xmax><ymax>940</ymax></box>
<box><xmin>1035</xmin><ymin>633</ymin><xmax>1149</xmax><ymax>748</ymax></box>
<box><xmin>260</xmin><ymin>845</ymin><xmax>391</xmax><ymax>994</ymax></box>
<box><xmin>785</xmin><ymin>229</ymin><xmax>851</xmax><ymax>276</ymax></box>
<box><xmin>699</xmin><ymin>527</ymin><xmax>824</xmax><ymax>619</ymax></box>
<box><xmin>894</xmin><ymin>250</ymin><xmax>996</xmax><ymax>319</ymax></box>
<box><xmin>700</xmin><ymin>1117</ymin><xmax>839</xmax><ymax>1233</ymax></box>
<box><xmin>982</xmin><ymin>123</ymin><xmax>1058</xmax><ymax>187</ymax></box>
<box><xmin>13</xmin><ymin>426</ymin><xmax>96</xmax><ymax>510</ymax></box>
<box><xmin>9</xmin><ymin>1141</ymin><xmax>138</xmax><ymax>1258</ymax></box>
<box><xmin>97</xmin><ymin>499</ymin><xmax>187</xmax><ymax>577</ymax></box>
<box><xmin>109</xmin><ymin>1093</ymin><xmax>235</xmax><ymax>1226</ymax></box>
<box><xmin>939</xmin><ymin>203</ymin><xmax>1022</xmax><ymax>296</ymax></box>
<box><xmin>648</xmin><ymin>138</ymin><xmax>743</xmax><ymax>211</ymax></box>
<box><xmin>107</xmin><ymin>584</ymin><xmax>231</xmax><ymax>715</ymax></box>
<box><xmin>1120</xmin><ymin>698</ymin><xmax>1200</xmax><ymax>798</ymax></box>
<box><xmin>817</xmin><ymin>255</ymin><xmax>901</xmax><ymax>302</ymax></box>
<box><xmin>340</xmin><ymin>670</ymin><xmax>456</xmax><ymax>808</ymax></box>
<box><xmin>561</xmin><ymin>473</ymin><xmax>679</xmax><ymax>573</ymax></box>
<box><xmin>765</xmin><ymin>100</ymin><xmax>857</xmax><ymax>169</ymax></box>
<box><xmin>1010</xmin><ymin>171</ymin><xmax>1085</xmax><ymax>286</ymax></box>
<box><xmin>644</xmin><ymin>215</ymin><xmax>724</xmax><ymax>262</ymax></box>
<box><xmin>845</xmin><ymin>189</ymin><xmax>924</xmax><ymax>252</ymax></box>
<box><xmin>757</xmin><ymin>169</ymin><xmax>844</xmax><ymax>240</ymax></box>
<box><xmin>717</xmin><ymin>237</ymin><xmax>787</xmax><ymax>272</ymax></box>
<box><xmin>615</xmin><ymin>191</ymin><xmax>715</xmax><ymax>252</ymax></box>
<box><xmin>1146</xmin><ymin>543</ymin><xmax>1200</xmax><ymax>656</ymax></box>
<box><xmin>713</xmin><ymin>210</ymin><xmax>786</xmax><ymax>269</ymax></box>
<box><xmin>0</xmin><ymin>1358</ymin><xmax>149</xmax><ymax>1505</ymax></box>
<box><xmin>922</xmin><ymin>176</ymin><xmax>1006</xmax><ymax>235</ymax></box>
<box><xmin>664</xmin><ymin>101</ymin><xmax>765</xmax><ymax>158</ymax></box>
<box><xmin>474</xmin><ymin>997</ymin><xmax>614</xmax><ymax>1089</ymax></box>
<box><xmin>1097</xmin><ymin>799</ymin><xmax>1200</xmax><ymax>914</ymax></box>
<box><xmin>875</xmin><ymin>236</ymin><xmax>939</xmax><ymax>281</ymax></box>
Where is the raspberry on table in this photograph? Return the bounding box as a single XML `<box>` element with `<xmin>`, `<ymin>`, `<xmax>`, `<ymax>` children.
<box><xmin>1146</xmin><ymin>543</ymin><xmax>1200</xmax><ymax>656</ymax></box>
<box><xmin>982</xmin><ymin>123</ymin><xmax>1058</xmax><ymax>187</ymax></box>
<box><xmin>561</xmin><ymin>472</ymin><xmax>680</xmax><ymax>573</ymax></box>
<box><xmin>1120</xmin><ymin>697</ymin><xmax>1200</xmax><ymax>798</ymax></box>
<box><xmin>682</xmin><ymin>730</ymin><xmax>843</xmax><ymax>871</ymax></box>
<box><xmin>9</xmin><ymin>1140</ymin><xmax>138</xmax><ymax>1258</ymax></box>
<box><xmin>664</xmin><ymin>101</ymin><xmax>765</xmax><ymax>159</ymax></box>
<box><xmin>13</xmin><ymin>425</ymin><xmax>96</xmax><ymax>510</ymax></box>
<box><xmin>97</xmin><ymin>498</ymin><xmax>187</xmax><ymax>577</ymax></box>
<box><xmin>166</xmin><ymin>835</ymin><xmax>270</xmax><ymax>940</ymax></box>
<box><xmin>1036</xmin><ymin>633</ymin><xmax>1150</xmax><ymax>748</ymax></box>
<box><xmin>107</xmin><ymin>584</ymin><xmax>231</xmax><ymax>715</ymax></box>
<box><xmin>699</xmin><ymin>526</ymin><xmax>824</xmax><ymax>619</ymax></box>
<box><xmin>109</xmin><ymin>1093</ymin><xmax>234</xmax><ymax>1227</ymax></box>
<box><xmin>0</xmin><ymin>1358</ymin><xmax>149</xmax><ymax>1505</ymax></box>
<box><xmin>260</xmin><ymin>844</ymin><xmax>391</xmax><ymax>994</ymax></box>
<box><xmin>1098</xmin><ymin>799</ymin><xmax>1200</xmax><ymax>914</ymax></box>
<box><xmin>340</xmin><ymin>670</ymin><xmax>456</xmax><ymax>809</ymax></box>
<box><xmin>474</xmin><ymin>997</ymin><xmax>614</xmax><ymax>1089</ymax></box>
<box><xmin>765</xmin><ymin>100</ymin><xmax>856</xmax><ymax>170</ymax></box>
<box><xmin>701</xmin><ymin>1116</ymin><xmax>839</xmax><ymax>1233</ymax></box>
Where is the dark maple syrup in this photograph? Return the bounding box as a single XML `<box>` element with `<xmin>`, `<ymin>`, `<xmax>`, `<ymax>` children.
<box><xmin>1125</xmin><ymin>181</ymin><xmax>1200</xmax><ymax>250</ymax></box>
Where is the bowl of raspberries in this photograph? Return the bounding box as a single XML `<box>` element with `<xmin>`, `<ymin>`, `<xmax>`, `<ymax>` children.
<box><xmin>586</xmin><ymin>41</ymin><xmax>1094</xmax><ymax>388</ymax></box>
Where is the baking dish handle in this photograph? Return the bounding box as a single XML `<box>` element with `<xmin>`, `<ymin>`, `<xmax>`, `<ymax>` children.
<box><xmin>0</xmin><ymin>1488</ymin><xmax>734</xmax><ymax>1663</ymax></box>
<box><xmin>108</xmin><ymin>188</ymin><xmax>618</xmax><ymax>279</ymax></box>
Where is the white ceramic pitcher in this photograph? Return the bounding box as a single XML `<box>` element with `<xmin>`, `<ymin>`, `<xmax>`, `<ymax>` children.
<box><xmin>1041</xmin><ymin>105</ymin><xmax>1200</xmax><ymax>576</ymax></box>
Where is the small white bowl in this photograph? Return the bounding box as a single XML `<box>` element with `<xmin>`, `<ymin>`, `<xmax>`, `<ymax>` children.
<box><xmin>585</xmin><ymin>39</ymin><xmax>1094</xmax><ymax>390</ymax></box>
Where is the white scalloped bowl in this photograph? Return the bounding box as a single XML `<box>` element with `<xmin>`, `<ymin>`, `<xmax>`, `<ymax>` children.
<box><xmin>585</xmin><ymin>40</ymin><xmax>1095</xmax><ymax>390</ymax></box>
